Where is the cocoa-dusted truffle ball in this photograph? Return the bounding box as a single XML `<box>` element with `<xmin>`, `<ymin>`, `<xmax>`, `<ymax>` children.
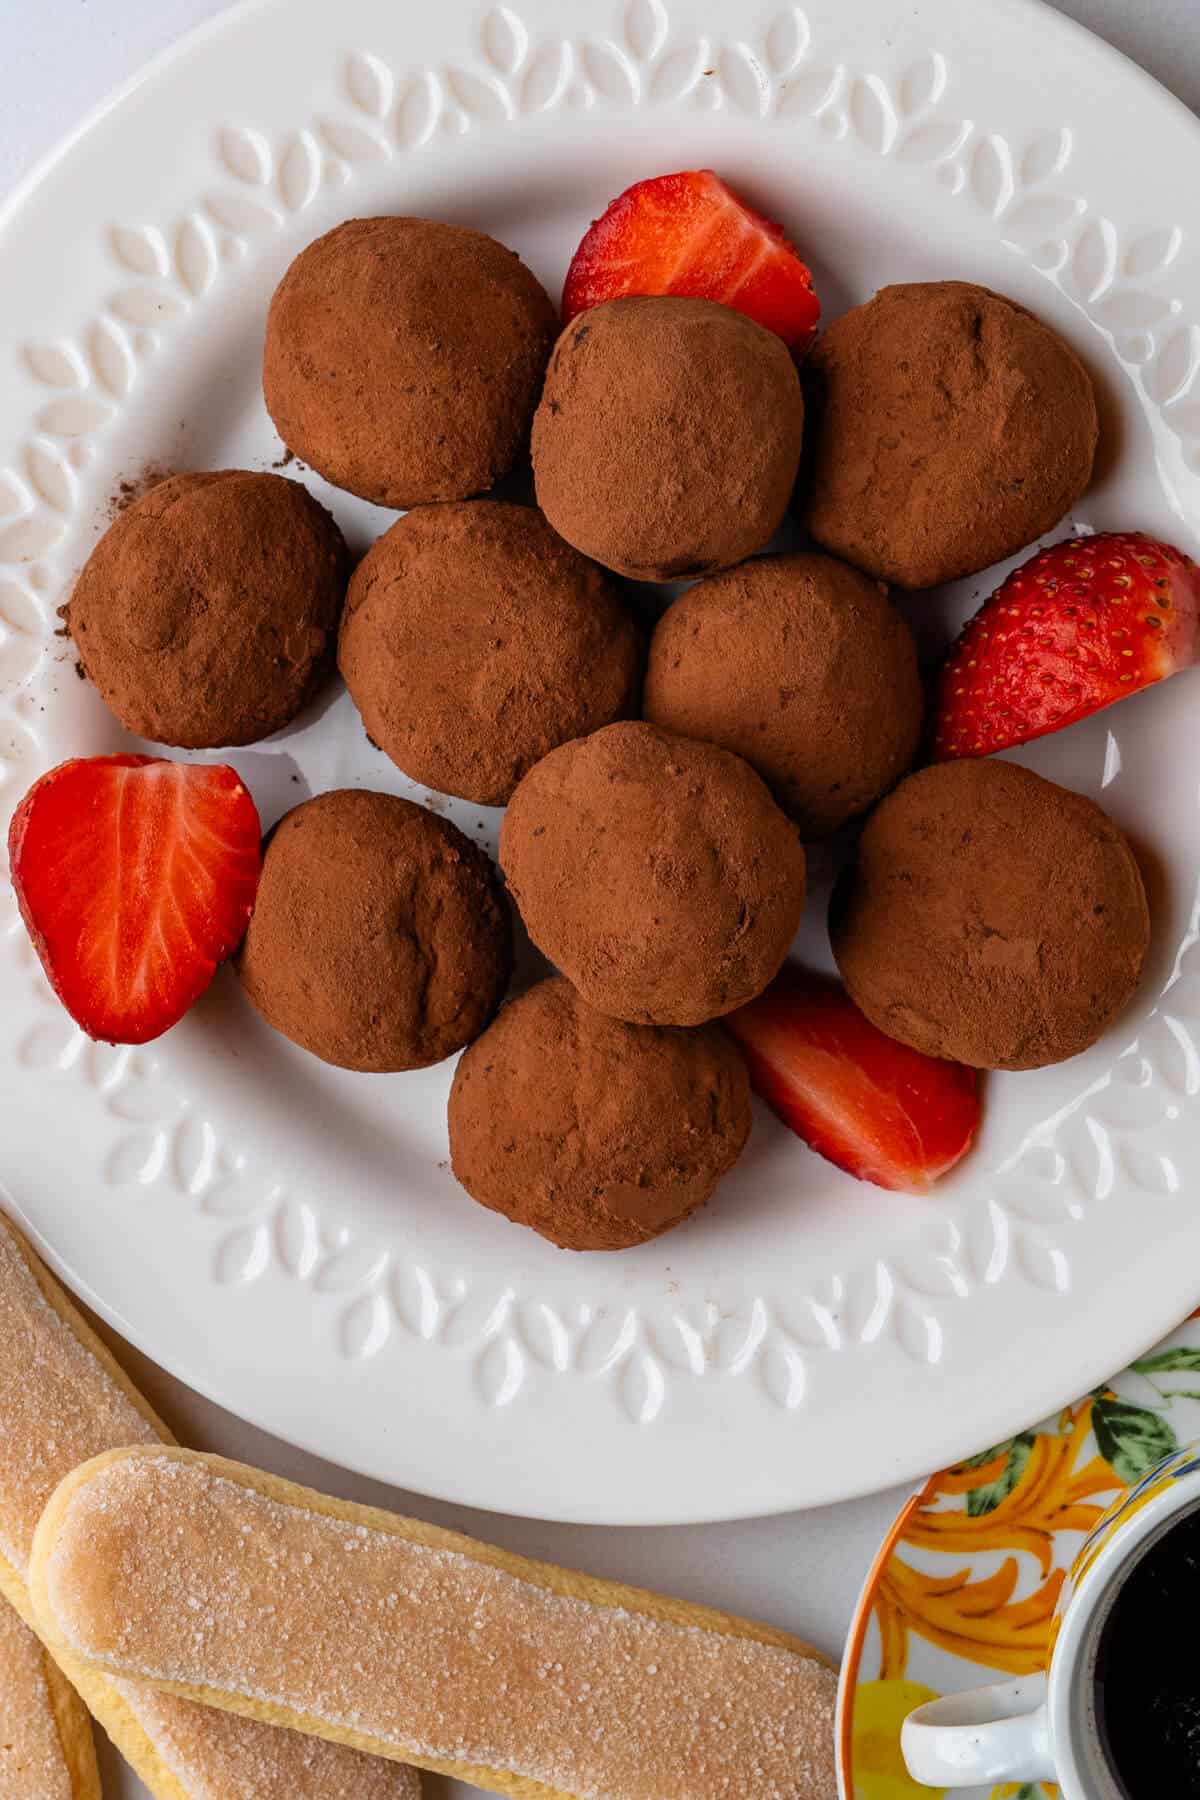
<box><xmin>237</xmin><ymin>790</ymin><xmax>511</xmax><ymax>1072</ymax></box>
<box><xmin>801</xmin><ymin>282</ymin><xmax>1099</xmax><ymax>588</ymax></box>
<box><xmin>532</xmin><ymin>297</ymin><xmax>804</xmax><ymax>581</ymax></box>
<box><xmin>339</xmin><ymin>502</ymin><xmax>643</xmax><ymax>805</ymax></box>
<box><xmin>500</xmin><ymin>721</ymin><xmax>806</xmax><ymax>1026</ymax></box>
<box><xmin>831</xmin><ymin>760</ymin><xmax>1149</xmax><ymax>1070</ymax></box>
<box><xmin>449</xmin><ymin>977</ymin><xmax>752</xmax><ymax>1250</ymax></box>
<box><xmin>644</xmin><ymin>552</ymin><xmax>922</xmax><ymax>838</ymax></box>
<box><xmin>66</xmin><ymin>472</ymin><xmax>349</xmax><ymax>748</ymax></box>
<box><xmin>263</xmin><ymin>218</ymin><xmax>557</xmax><ymax>508</ymax></box>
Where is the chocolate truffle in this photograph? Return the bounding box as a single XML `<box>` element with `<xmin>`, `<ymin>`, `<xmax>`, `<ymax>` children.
<box><xmin>339</xmin><ymin>502</ymin><xmax>643</xmax><ymax>805</ymax></box>
<box><xmin>531</xmin><ymin>297</ymin><xmax>805</xmax><ymax>581</ymax></box>
<box><xmin>830</xmin><ymin>760</ymin><xmax>1149</xmax><ymax>1070</ymax></box>
<box><xmin>66</xmin><ymin>471</ymin><xmax>349</xmax><ymax>748</ymax></box>
<box><xmin>237</xmin><ymin>790</ymin><xmax>511</xmax><ymax>1072</ymax></box>
<box><xmin>801</xmin><ymin>282</ymin><xmax>1099</xmax><ymax>588</ymax></box>
<box><xmin>644</xmin><ymin>551</ymin><xmax>923</xmax><ymax>838</ymax></box>
<box><xmin>448</xmin><ymin>976</ymin><xmax>752</xmax><ymax>1250</ymax></box>
<box><xmin>500</xmin><ymin>721</ymin><xmax>806</xmax><ymax>1026</ymax></box>
<box><xmin>263</xmin><ymin>218</ymin><xmax>557</xmax><ymax>509</ymax></box>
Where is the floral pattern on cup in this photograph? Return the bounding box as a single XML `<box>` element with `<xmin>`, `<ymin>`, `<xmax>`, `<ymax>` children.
<box><xmin>839</xmin><ymin>1316</ymin><xmax>1200</xmax><ymax>1799</ymax></box>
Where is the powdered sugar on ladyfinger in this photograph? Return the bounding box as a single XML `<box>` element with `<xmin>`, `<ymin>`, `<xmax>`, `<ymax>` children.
<box><xmin>34</xmin><ymin>1448</ymin><xmax>837</xmax><ymax>1800</ymax></box>
<box><xmin>0</xmin><ymin>1598</ymin><xmax>98</xmax><ymax>1800</ymax></box>
<box><xmin>0</xmin><ymin>1217</ymin><xmax>419</xmax><ymax>1800</ymax></box>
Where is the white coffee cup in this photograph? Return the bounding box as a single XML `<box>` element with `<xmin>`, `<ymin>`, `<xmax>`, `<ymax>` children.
<box><xmin>901</xmin><ymin>1441</ymin><xmax>1200</xmax><ymax>1795</ymax></box>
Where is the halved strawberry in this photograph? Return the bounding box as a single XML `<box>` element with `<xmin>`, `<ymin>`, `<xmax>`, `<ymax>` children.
<box><xmin>8</xmin><ymin>755</ymin><xmax>261</xmax><ymax>1044</ymax></box>
<box><xmin>562</xmin><ymin>169</ymin><xmax>821</xmax><ymax>354</ymax></box>
<box><xmin>933</xmin><ymin>532</ymin><xmax>1200</xmax><ymax>761</ymax></box>
<box><xmin>724</xmin><ymin>965</ymin><xmax>979</xmax><ymax>1194</ymax></box>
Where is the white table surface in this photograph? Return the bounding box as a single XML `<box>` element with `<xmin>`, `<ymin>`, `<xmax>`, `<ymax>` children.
<box><xmin>4</xmin><ymin>4</ymin><xmax>1199</xmax><ymax>1796</ymax></box>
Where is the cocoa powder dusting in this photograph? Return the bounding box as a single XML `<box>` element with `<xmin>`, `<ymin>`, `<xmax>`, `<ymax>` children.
<box><xmin>645</xmin><ymin>552</ymin><xmax>923</xmax><ymax>838</ymax></box>
<box><xmin>532</xmin><ymin>297</ymin><xmax>804</xmax><ymax>581</ymax></box>
<box><xmin>831</xmin><ymin>759</ymin><xmax>1149</xmax><ymax>1070</ymax></box>
<box><xmin>66</xmin><ymin>470</ymin><xmax>350</xmax><ymax>749</ymax></box>
<box><xmin>500</xmin><ymin>721</ymin><xmax>806</xmax><ymax>1026</ymax></box>
<box><xmin>800</xmin><ymin>281</ymin><xmax>1099</xmax><ymax>588</ymax></box>
<box><xmin>236</xmin><ymin>789</ymin><xmax>511</xmax><ymax>1072</ymax></box>
<box><xmin>449</xmin><ymin>976</ymin><xmax>752</xmax><ymax>1248</ymax></box>
<box><xmin>339</xmin><ymin>501</ymin><xmax>643</xmax><ymax>805</ymax></box>
<box><xmin>263</xmin><ymin>217</ymin><xmax>557</xmax><ymax>509</ymax></box>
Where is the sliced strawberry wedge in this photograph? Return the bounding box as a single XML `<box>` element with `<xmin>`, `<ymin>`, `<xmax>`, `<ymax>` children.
<box><xmin>725</xmin><ymin>965</ymin><xmax>979</xmax><ymax>1194</ymax></box>
<box><xmin>563</xmin><ymin>169</ymin><xmax>821</xmax><ymax>354</ymax></box>
<box><xmin>933</xmin><ymin>531</ymin><xmax>1200</xmax><ymax>761</ymax></box>
<box><xmin>8</xmin><ymin>755</ymin><xmax>262</xmax><ymax>1044</ymax></box>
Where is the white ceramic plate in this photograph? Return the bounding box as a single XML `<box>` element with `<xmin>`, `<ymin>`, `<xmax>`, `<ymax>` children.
<box><xmin>3</xmin><ymin>0</ymin><xmax>1200</xmax><ymax>1527</ymax></box>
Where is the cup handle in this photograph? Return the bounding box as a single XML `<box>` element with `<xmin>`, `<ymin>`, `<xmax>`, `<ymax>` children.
<box><xmin>900</xmin><ymin>1675</ymin><xmax>1054</xmax><ymax>1788</ymax></box>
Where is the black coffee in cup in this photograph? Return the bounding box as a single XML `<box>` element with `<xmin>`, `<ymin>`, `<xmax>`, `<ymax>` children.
<box><xmin>1095</xmin><ymin>1506</ymin><xmax>1200</xmax><ymax>1795</ymax></box>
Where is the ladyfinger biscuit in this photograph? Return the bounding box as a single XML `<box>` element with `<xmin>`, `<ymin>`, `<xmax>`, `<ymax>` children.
<box><xmin>31</xmin><ymin>1445</ymin><xmax>839</xmax><ymax>1800</ymax></box>
<box><xmin>0</xmin><ymin>1595</ymin><xmax>100</xmax><ymax>1800</ymax></box>
<box><xmin>0</xmin><ymin>1214</ymin><xmax>420</xmax><ymax>1800</ymax></box>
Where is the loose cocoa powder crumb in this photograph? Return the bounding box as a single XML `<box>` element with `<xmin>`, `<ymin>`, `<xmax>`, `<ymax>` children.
<box><xmin>108</xmin><ymin>462</ymin><xmax>173</xmax><ymax>522</ymax></box>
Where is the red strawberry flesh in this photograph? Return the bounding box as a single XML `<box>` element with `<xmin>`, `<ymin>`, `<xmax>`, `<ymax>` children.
<box><xmin>933</xmin><ymin>531</ymin><xmax>1200</xmax><ymax>761</ymax></box>
<box><xmin>562</xmin><ymin>169</ymin><xmax>821</xmax><ymax>354</ymax></box>
<box><xmin>8</xmin><ymin>755</ymin><xmax>262</xmax><ymax>1044</ymax></box>
<box><xmin>725</xmin><ymin>966</ymin><xmax>979</xmax><ymax>1194</ymax></box>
